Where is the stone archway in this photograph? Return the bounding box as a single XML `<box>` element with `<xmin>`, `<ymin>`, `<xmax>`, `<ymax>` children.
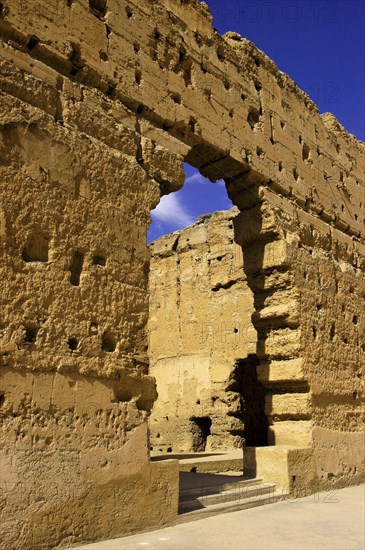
<box><xmin>0</xmin><ymin>0</ymin><xmax>364</xmax><ymax>548</ymax></box>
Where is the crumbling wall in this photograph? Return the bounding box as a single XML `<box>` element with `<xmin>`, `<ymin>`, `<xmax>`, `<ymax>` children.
<box><xmin>151</xmin><ymin>195</ymin><xmax>364</xmax><ymax>492</ymax></box>
<box><xmin>234</xmin><ymin>186</ymin><xmax>365</xmax><ymax>491</ymax></box>
<box><xmin>0</xmin><ymin>0</ymin><xmax>364</xmax><ymax>547</ymax></box>
<box><xmin>149</xmin><ymin>208</ymin><xmax>257</xmax><ymax>453</ymax></box>
<box><xmin>0</xmin><ymin>51</ymin><xmax>181</xmax><ymax>550</ymax></box>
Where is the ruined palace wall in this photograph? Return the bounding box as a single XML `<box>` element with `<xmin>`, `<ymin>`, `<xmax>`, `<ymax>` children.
<box><xmin>0</xmin><ymin>0</ymin><xmax>364</xmax><ymax>547</ymax></box>
<box><xmin>0</xmin><ymin>0</ymin><xmax>364</xmax><ymax>238</ymax></box>
<box><xmin>235</xmin><ymin>190</ymin><xmax>365</xmax><ymax>490</ymax></box>
<box><xmin>151</xmin><ymin>199</ymin><xmax>364</xmax><ymax>488</ymax></box>
<box><xmin>149</xmin><ymin>209</ymin><xmax>257</xmax><ymax>453</ymax></box>
<box><xmin>0</xmin><ymin>65</ymin><xmax>180</xmax><ymax>550</ymax></box>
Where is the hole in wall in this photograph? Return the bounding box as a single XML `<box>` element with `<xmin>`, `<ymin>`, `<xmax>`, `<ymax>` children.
<box><xmin>89</xmin><ymin>0</ymin><xmax>107</xmax><ymax>18</ymax></box>
<box><xmin>114</xmin><ymin>389</ymin><xmax>132</xmax><ymax>402</ymax></box>
<box><xmin>353</xmin><ymin>315</ymin><xmax>358</xmax><ymax>325</ymax></box>
<box><xmin>217</xmin><ymin>46</ymin><xmax>225</xmax><ymax>61</ymax></box>
<box><xmin>24</xmin><ymin>325</ymin><xmax>39</xmax><ymax>344</ymax></box>
<box><xmin>247</xmin><ymin>107</ymin><xmax>260</xmax><ymax>129</ymax></box>
<box><xmin>27</xmin><ymin>36</ymin><xmax>39</xmax><ymax>51</ymax></box>
<box><xmin>171</xmin><ymin>92</ymin><xmax>181</xmax><ymax>104</ymax></box>
<box><xmin>93</xmin><ymin>255</ymin><xmax>106</xmax><ymax>266</ymax></box>
<box><xmin>135</xmin><ymin>70</ymin><xmax>142</xmax><ymax>85</ymax></box>
<box><xmin>99</xmin><ymin>51</ymin><xmax>108</xmax><ymax>61</ymax></box>
<box><xmin>200</xmin><ymin>61</ymin><xmax>208</xmax><ymax>74</ymax></box>
<box><xmin>134</xmin><ymin>42</ymin><xmax>140</xmax><ymax>53</ymax></box>
<box><xmin>293</xmin><ymin>168</ymin><xmax>299</xmax><ymax>181</ymax></box>
<box><xmin>302</xmin><ymin>143</ymin><xmax>310</xmax><ymax>161</ymax></box>
<box><xmin>70</xmin><ymin>251</ymin><xmax>84</xmax><ymax>286</ymax></box>
<box><xmin>189</xmin><ymin>117</ymin><xmax>196</xmax><ymax>133</ymax></box>
<box><xmin>0</xmin><ymin>394</ymin><xmax>5</xmax><ymax>407</ymax></box>
<box><xmin>189</xmin><ymin>416</ymin><xmax>212</xmax><ymax>451</ymax></box>
<box><xmin>125</xmin><ymin>5</ymin><xmax>133</xmax><ymax>18</ymax></box>
<box><xmin>330</xmin><ymin>323</ymin><xmax>335</xmax><ymax>341</ymax></box>
<box><xmin>105</xmin><ymin>84</ymin><xmax>116</xmax><ymax>98</ymax></box>
<box><xmin>22</xmin><ymin>232</ymin><xmax>49</xmax><ymax>263</ymax></box>
<box><xmin>101</xmin><ymin>330</ymin><xmax>116</xmax><ymax>352</ymax></box>
<box><xmin>68</xmin><ymin>337</ymin><xmax>79</xmax><ymax>351</ymax></box>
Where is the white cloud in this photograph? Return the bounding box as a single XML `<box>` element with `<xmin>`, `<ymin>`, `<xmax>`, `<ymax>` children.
<box><xmin>151</xmin><ymin>193</ymin><xmax>195</xmax><ymax>227</ymax></box>
<box><xmin>185</xmin><ymin>172</ymin><xmax>204</xmax><ymax>185</ymax></box>
<box><xmin>185</xmin><ymin>172</ymin><xmax>225</xmax><ymax>188</ymax></box>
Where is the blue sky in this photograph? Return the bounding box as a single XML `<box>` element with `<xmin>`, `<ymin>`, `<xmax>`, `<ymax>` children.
<box><xmin>148</xmin><ymin>0</ymin><xmax>364</xmax><ymax>243</ymax></box>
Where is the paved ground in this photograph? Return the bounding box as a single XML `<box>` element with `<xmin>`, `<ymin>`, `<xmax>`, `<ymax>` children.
<box><xmin>72</xmin><ymin>484</ymin><xmax>364</xmax><ymax>550</ymax></box>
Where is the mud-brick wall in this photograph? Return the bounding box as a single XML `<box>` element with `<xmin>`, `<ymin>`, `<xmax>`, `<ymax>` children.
<box><xmin>234</xmin><ymin>188</ymin><xmax>365</xmax><ymax>491</ymax></box>
<box><xmin>295</xmin><ymin>220</ymin><xmax>365</xmax><ymax>489</ymax></box>
<box><xmin>149</xmin><ymin>208</ymin><xmax>257</xmax><ymax>453</ymax></box>
<box><xmin>0</xmin><ymin>0</ymin><xmax>364</xmax><ymax>547</ymax></box>
<box><xmin>0</xmin><ymin>77</ymin><xmax>181</xmax><ymax>548</ymax></box>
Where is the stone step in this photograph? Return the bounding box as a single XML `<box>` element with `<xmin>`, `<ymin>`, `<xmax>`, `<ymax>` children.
<box><xmin>180</xmin><ymin>476</ymin><xmax>263</xmax><ymax>499</ymax></box>
<box><xmin>179</xmin><ymin>482</ymin><xmax>277</xmax><ymax>513</ymax></box>
<box><xmin>177</xmin><ymin>451</ymin><xmax>244</xmax><ymax>474</ymax></box>
<box><xmin>177</xmin><ymin>490</ymin><xmax>286</xmax><ymax>523</ymax></box>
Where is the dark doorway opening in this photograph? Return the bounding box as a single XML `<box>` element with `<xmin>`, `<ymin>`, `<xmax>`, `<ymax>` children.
<box><xmin>234</xmin><ymin>355</ymin><xmax>268</xmax><ymax>446</ymax></box>
<box><xmin>189</xmin><ymin>416</ymin><xmax>212</xmax><ymax>451</ymax></box>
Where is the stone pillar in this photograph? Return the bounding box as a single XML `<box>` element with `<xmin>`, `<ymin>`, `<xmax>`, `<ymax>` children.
<box><xmin>233</xmin><ymin>180</ymin><xmax>312</xmax><ymax>448</ymax></box>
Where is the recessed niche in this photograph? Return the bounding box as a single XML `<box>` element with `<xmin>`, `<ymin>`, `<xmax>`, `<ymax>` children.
<box><xmin>27</xmin><ymin>36</ymin><xmax>39</xmax><ymax>51</ymax></box>
<box><xmin>302</xmin><ymin>143</ymin><xmax>310</xmax><ymax>161</ymax></box>
<box><xmin>247</xmin><ymin>107</ymin><xmax>260</xmax><ymax>129</ymax></box>
<box><xmin>93</xmin><ymin>255</ymin><xmax>106</xmax><ymax>267</ymax></box>
<box><xmin>70</xmin><ymin>251</ymin><xmax>84</xmax><ymax>286</ymax></box>
<box><xmin>0</xmin><ymin>393</ymin><xmax>5</xmax><ymax>407</ymax></box>
<box><xmin>135</xmin><ymin>70</ymin><xmax>142</xmax><ymax>85</ymax></box>
<box><xmin>22</xmin><ymin>232</ymin><xmax>49</xmax><ymax>263</ymax></box>
<box><xmin>68</xmin><ymin>337</ymin><xmax>79</xmax><ymax>351</ymax></box>
<box><xmin>24</xmin><ymin>325</ymin><xmax>38</xmax><ymax>344</ymax></box>
<box><xmin>89</xmin><ymin>0</ymin><xmax>106</xmax><ymax>17</ymax></box>
<box><xmin>171</xmin><ymin>92</ymin><xmax>181</xmax><ymax>104</ymax></box>
<box><xmin>101</xmin><ymin>330</ymin><xmax>116</xmax><ymax>352</ymax></box>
